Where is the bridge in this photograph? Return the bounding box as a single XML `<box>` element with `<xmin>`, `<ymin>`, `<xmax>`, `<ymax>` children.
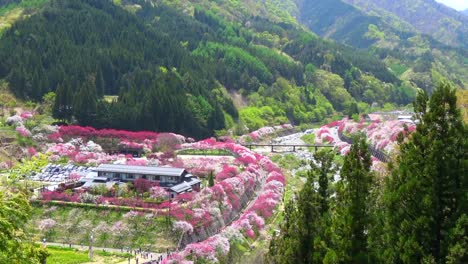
<box><xmin>242</xmin><ymin>143</ymin><xmax>334</xmax><ymax>152</ymax></box>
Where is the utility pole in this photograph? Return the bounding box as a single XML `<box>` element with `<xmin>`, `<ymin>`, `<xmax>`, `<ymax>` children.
<box><xmin>89</xmin><ymin>229</ymin><xmax>94</xmax><ymax>261</ymax></box>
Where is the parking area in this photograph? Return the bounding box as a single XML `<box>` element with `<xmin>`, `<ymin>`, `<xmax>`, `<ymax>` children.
<box><xmin>29</xmin><ymin>164</ymin><xmax>95</xmax><ymax>183</ymax></box>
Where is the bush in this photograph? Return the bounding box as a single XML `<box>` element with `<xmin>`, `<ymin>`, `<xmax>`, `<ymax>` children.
<box><xmin>134</xmin><ymin>178</ymin><xmax>153</xmax><ymax>194</ymax></box>
<box><xmin>79</xmin><ymin>193</ymin><xmax>100</xmax><ymax>204</ymax></box>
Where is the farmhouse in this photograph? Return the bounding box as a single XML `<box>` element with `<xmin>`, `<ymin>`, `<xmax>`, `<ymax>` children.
<box><xmin>94</xmin><ymin>164</ymin><xmax>202</xmax><ymax>196</ymax></box>
<box><xmin>95</xmin><ymin>164</ymin><xmax>193</xmax><ymax>188</ymax></box>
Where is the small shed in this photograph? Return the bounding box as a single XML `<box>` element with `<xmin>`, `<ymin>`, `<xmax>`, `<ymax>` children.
<box><xmin>168</xmin><ymin>178</ymin><xmax>202</xmax><ymax>198</ymax></box>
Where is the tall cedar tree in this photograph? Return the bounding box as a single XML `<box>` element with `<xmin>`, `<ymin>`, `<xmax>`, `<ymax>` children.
<box><xmin>332</xmin><ymin>136</ymin><xmax>373</xmax><ymax>264</ymax></box>
<box><xmin>53</xmin><ymin>82</ymin><xmax>73</xmax><ymax>122</ymax></box>
<box><xmin>72</xmin><ymin>77</ymin><xmax>97</xmax><ymax>126</ymax></box>
<box><xmin>268</xmin><ymin>200</ymin><xmax>302</xmax><ymax>264</ymax></box>
<box><xmin>382</xmin><ymin>81</ymin><xmax>467</xmax><ymax>264</ymax></box>
<box><xmin>268</xmin><ymin>149</ymin><xmax>335</xmax><ymax>264</ymax></box>
<box><xmin>208</xmin><ymin>171</ymin><xmax>215</xmax><ymax>187</ymax></box>
<box><xmin>311</xmin><ymin>150</ymin><xmax>337</xmax><ymax>215</ymax></box>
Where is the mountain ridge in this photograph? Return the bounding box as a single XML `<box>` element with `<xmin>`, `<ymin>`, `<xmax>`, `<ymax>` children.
<box><xmin>297</xmin><ymin>0</ymin><xmax>468</xmax><ymax>92</ymax></box>
<box><xmin>342</xmin><ymin>0</ymin><xmax>468</xmax><ymax>48</ymax></box>
<box><xmin>0</xmin><ymin>0</ymin><xmax>465</xmax><ymax>138</ymax></box>
<box><xmin>0</xmin><ymin>0</ymin><xmax>417</xmax><ymax>137</ymax></box>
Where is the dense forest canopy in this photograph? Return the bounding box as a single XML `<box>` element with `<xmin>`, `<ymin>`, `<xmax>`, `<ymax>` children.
<box><xmin>0</xmin><ymin>0</ymin><xmax>447</xmax><ymax>137</ymax></box>
<box><xmin>0</xmin><ymin>0</ymin><xmax>231</xmax><ymax>138</ymax></box>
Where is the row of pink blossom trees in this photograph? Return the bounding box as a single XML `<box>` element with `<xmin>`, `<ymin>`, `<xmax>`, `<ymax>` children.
<box><xmin>239</xmin><ymin>124</ymin><xmax>294</xmax><ymax>144</ymax></box>
<box><xmin>48</xmin><ymin>126</ymin><xmax>186</xmax><ymax>153</ymax></box>
<box><xmin>314</xmin><ymin>118</ymin><xmax>416</xmax><ymax>173</ymax></box>
<box><xmin>39</xmin><ymin>125</ymin><xmax>193</xmax><ymax>167</ymax></box>
<box><xmin>161</xmin><ymin>140</ymin><xmax>285</xmax><ymax>263</ymax></box>
<box><xmin>318</xmin><ymin>118</ymin><xmax>416</xmax><ymax>153</ymax></box>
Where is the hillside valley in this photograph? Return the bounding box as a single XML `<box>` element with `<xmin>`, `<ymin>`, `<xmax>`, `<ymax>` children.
<box><xmin>0</xmin><ymin>1</ymin><xmax>466</xmax><ymax>264</ymax></box>
<box><xmin>297</xmin><ymin>0</ymin><xmax>468</xmax><ymax>94</ymax></box>
<box><xmin>342</xmin><ymin>0</ymin><xmax>468</xmax><ymax>48</ymax></box>
<box><xmin>0</xmin><ymin>0</ymin><xmax>423</xmax><ymax>138</ymax></box>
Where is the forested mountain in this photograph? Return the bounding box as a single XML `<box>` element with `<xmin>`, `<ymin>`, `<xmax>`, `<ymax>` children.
<box><xmin>462</xmin><ymin>9</ymin><xmax>468</xmax><ymax>16</ymax></box>
<box><xmin>0</xmin><ymin>0</ymin><xmax>419</xmax><ymax>137</ymax></box>
<box><xmin>0</xmin><ymin>0</ymin><xmax>234</xmax><ymax>138</ymax></box>
<box><xmin>297</xmin><ymin>0</ymin><xmax>468</xmax><ymax>93</ymax></box>
<box><xmin>342</xmin><ymin>0</ymin><xmax>468</xmax><ymax>48</ymax></box>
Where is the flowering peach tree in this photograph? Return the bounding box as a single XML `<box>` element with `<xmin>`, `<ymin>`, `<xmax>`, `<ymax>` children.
<box><xmin>315</xmin><ymin>118</ymin><xmax>417</xmax><ymax>173</ymax></box>
<box><xmin>239</xmin><ymin>124</ymin><xmax>294</xmax><ymax>143</ymax></box>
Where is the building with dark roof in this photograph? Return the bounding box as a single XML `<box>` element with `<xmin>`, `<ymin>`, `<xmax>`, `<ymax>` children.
<box><xmin>168</xmin><ymin>177</ymin><xmax>202</xmax><ymax>198</ymax></box>
<box><xmin>95</xmin><ymin>164</ymin><xmax>191</xmax><ymax>187</ymax></box>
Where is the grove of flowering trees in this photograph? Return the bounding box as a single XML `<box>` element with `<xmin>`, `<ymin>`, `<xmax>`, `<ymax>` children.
<box><xmin>161</xmin><ymin>140</ymin><xmax>285</xmax><ymax>263</ymax></box>
<box><xmin>2</xmin><ymin>111</ymin><xmax>288</xmax><ymax>262</ymax></box>
<box><xmin>22</xmin><ymin>123</ymin><xmax>286</xmax><ymax>262</ymax></box>
<box><xmin>33</xmin><ymin>206</ymin><xmax>170</xmax><ymax>250</ymax></box>
<box><xmin>315</xmin><ymin>118</ymin><xmax>416</xmax><ymax>155</ymax></box>
<box><xmin>239</xmin><ymin>124</ymin><xmax>294</xmax><ymax>144</ymax></box>
<box><xmin>37</xmin><ymin>139</ymin><xmax>284</xmax><ymax>261</ymax></box>
<box><xmin>313</xmin><ymin>117</ymin><xmax>417</xmax><ymax>174</ymax></box>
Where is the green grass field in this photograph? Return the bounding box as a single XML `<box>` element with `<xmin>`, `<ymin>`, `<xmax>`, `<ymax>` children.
<box><xmin>46</xmin><ymin>246</ymin><xmax>132</xmax><ymax>264</ymax></box>
<box><xmin>47</xmin><ymin>246</ymin><xmax>89</xmax><ymax>264</ymax></box>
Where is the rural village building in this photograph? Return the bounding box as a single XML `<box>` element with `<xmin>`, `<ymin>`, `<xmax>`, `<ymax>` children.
<box><xmin>93</xmin><ymin>164</ymin><xmax>201</xmax><ymax>196</ymax></box>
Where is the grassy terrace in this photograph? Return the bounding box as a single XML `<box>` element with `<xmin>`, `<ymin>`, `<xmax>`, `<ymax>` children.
<box><xmin>46</xmin><ymin>245</ymin><xmax>132</xmax><ymax>264</ymax></box>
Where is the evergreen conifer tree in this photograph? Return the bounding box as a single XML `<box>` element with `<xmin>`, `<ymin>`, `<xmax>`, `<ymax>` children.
<box><xmin>53</xmin><ymin>82</ymin><xmax>73</xmax><ymax>122</ymax></box>
<box><xmin>382</xmin><ymin>81</ymin><xmax>467</xmax><ymax>263</ymax></box>
<box><xmin>267</xmin><ymin>199</ymin><xmax>302</xmax><ymax>264</ymax></box>
<box><xmin>73</xmin><ymin>77</ymin><xmax>97</xmax><ymax>126</ymax></box>
<box><xmin>208</xmin><ymin>171</ymin><xmax>214</xmax><ymax>187</ymax></box>
<box><xmin>311</xmin><ymin>149</ymin><xmax>336</xmax><ymax>215</ymax></box>
<box><xmin>268</xmin><ymin>150</ymin><xmax>336</xmax><ymax>264</ymax></box>
<box><xmin>332</xmin><ymin>136</ymin><xmax>373</xmax><ymax>263</ymax></box>
<box><xmin>95</xmin><ymin>68</ymin><xmax>105</xmax><ymax>97</ymax></box>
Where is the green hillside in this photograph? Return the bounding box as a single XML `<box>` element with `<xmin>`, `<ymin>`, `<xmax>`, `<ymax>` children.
<box><xmin>0</xmin><ymin>0</ymin><xmax>418</xmax><ymax>137</ymax></box>
<box><xmin>0</xmin><ymin>0</ymin><xmax>237</xmax><ymax>138</ymax></box>
<box><xmin>297</xmin><ymin>0</ymin><xmax>468</xmax><ymax>92</ymax></box>
<box><xmin>342</xmin><ymin>0</ymin><xmax>468</xmax><ymax>48</ymax></box>
<box><xmin>298</xmin><ymin>0</ymin><xmax>381</xmax><ymax>48</ymax></box>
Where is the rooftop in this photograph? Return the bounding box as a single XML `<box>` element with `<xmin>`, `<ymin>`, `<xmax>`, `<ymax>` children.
<box><xmin>95</xmin><ymin>164</ymin><xmax>187</xmax><ymax>177</ymax></box>
<box><xmin>77</xmin><ymin>180</ymin><xmax>120</xmax><ymax>189</ymax></box>
<box><xmin>169</xmin><ymin>178</ymin><xmax>201</xmax><ymax>194</ymax></box>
